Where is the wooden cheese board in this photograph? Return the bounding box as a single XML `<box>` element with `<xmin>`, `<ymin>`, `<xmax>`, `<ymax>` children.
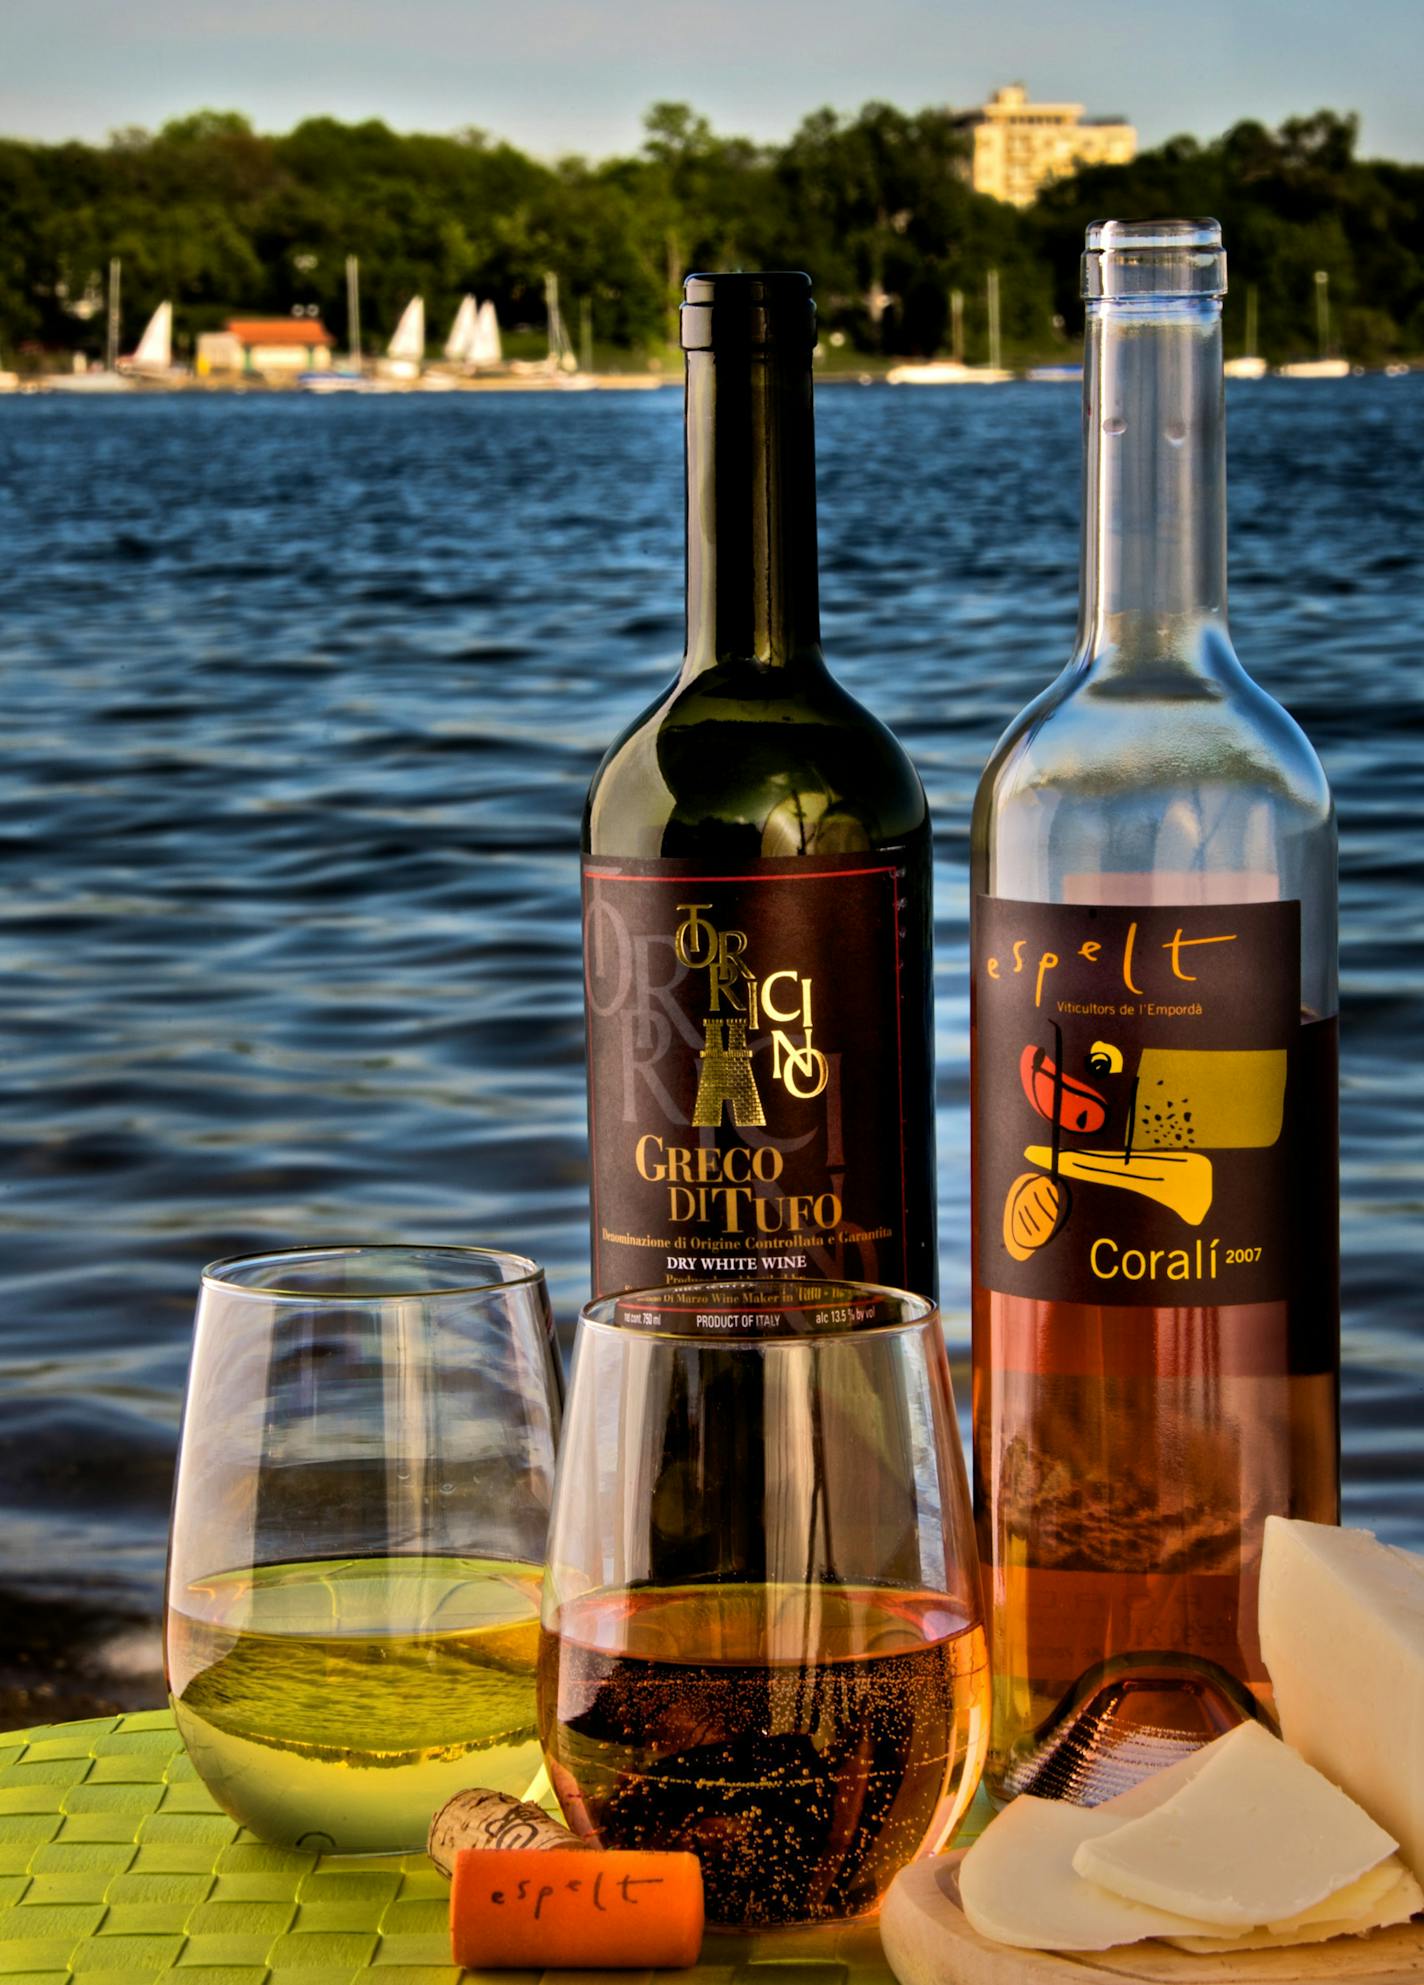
<box><xmin>880</xmin><ymin>1851</ymin><xmax>1424</xmax><ymax>1985</ymax></box>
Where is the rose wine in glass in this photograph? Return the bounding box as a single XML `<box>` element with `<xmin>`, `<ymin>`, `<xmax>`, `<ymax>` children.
<box><xmin>538</xmin><ymin>1280</ymin><xmax>988</xmax><ymax>1925</ymax></box>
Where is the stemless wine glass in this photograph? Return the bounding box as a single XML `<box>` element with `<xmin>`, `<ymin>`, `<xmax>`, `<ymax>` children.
<box><xmin>164</xmin><ymin>1245</ymin><xmax>562</xmax><ymax>1854</ymax></box>
<box><xmin>537</xmin><ymin>1279</ymin><xmax>988</xmax><ymax>1928</ymax></box>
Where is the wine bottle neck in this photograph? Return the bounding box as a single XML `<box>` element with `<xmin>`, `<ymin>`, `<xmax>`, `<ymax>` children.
<box><xmin>1078</xmin><ymin>296</ymin><xmax>1229</xmax><ymax>672</ymax></box>
<box><xmin>683</xmin><ymin>344</ymin><xmax>823</xmax><ymax>673</ymax></box>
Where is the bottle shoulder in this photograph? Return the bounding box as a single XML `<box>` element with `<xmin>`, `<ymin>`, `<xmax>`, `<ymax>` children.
<box><xmin>585</xmin><ymin>657</ymin><xmax>929</xmax><ymax>860</ymax></box>
<box><xmin>974</xmin><ymin>635</ymin><xmax>1333</xmax><ymax>841</ymax></box>
<box><xmin>971</xmin><ymin>632</ymin><xmax>1336</xmax><ymax>941</ymax></box>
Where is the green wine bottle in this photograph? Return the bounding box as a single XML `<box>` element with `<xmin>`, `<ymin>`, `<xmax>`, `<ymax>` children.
<box><xmin>582</xmin><ymin>271</ymin><xmax>937</xmax><ymax>1299</ymax></box>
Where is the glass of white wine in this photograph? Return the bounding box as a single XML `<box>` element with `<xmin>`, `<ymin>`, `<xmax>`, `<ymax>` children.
<box><xmin>165</xmin><ymin>1245</ymin><xmax>562</xmax><ymax>1854</ymax></box>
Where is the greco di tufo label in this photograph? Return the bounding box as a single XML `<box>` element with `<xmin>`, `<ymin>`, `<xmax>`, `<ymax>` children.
<box><xmin>972</xmin><ymin>895</ymin><xmax>1337</xmax><ymax>1326</ymax></box>
<box><xmin>583</xmin><ymin>853</ymin><xmax>921</xmax><ymax>1296</ymax></box>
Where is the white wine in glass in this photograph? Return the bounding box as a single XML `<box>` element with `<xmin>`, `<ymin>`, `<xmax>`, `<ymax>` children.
<box><xmin>165</xmin><ymin>1246</ymin><xmax>562</xmax><ymax>1853</ymax></box>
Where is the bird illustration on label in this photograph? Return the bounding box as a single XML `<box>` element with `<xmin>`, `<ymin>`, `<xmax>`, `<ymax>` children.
<box><xmin>1002</xmin><ymin>1026</ymin><xmax>1288</xmax><ymax>1263</ymax></box>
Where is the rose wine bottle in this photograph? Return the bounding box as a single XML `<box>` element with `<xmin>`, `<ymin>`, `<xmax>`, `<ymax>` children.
<box><xmin>970</xmin><ymin>221</ymin><xmax>1338</xmax><ymax>1802</ymax></box>
<box><xmin>583</xmin><ymin>272</ymin><xmax>936</xmax><ymax>1299</ymax></box>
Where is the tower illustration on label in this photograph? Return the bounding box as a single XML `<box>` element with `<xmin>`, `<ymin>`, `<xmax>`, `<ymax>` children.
<box><xmin>693</xmin><ymin>1019</ymin><xmax>765</xmax><ymax>1128</ymax></box>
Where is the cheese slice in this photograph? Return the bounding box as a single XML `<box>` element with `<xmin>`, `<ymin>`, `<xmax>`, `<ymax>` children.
<box><xmin>1072</xmin><ymin>1719</ymin><xmax>1398</xmax><ymax>1928</ymax></box>
<box><xmin>1272</xmin><ymin>1854</ymin><xmax>1415</xmax><ymax>1930</ymax></box>
<box><xmin>1164</xmin><ymin>1861</ymin><xmax>1424</xmax><ymax>1953</ymax></box>
<box><xmin>957</xmin><ymin>1794</ymin><xmax>1220</xmax><ymax>1950</ymax></box>
<box><xmin>1261</xmin><ymin>1515</ymin><xmax>1424</xmax><ymax>1881</ymax></box>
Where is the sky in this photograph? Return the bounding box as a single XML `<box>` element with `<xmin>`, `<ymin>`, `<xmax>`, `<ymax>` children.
<box><xmin>2</xmin><ymin>0</ymin><xmax>1422</xmax><ymax>162</ymax></box>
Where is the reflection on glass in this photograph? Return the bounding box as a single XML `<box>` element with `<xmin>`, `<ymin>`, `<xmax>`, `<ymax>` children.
<box><xmin>164</xmin><ymin>1245</ymin><xmax>562</xmax><ymax>1853</ymax></box>
<box><xmin>538</xmin><ymin>1280</ymin><xmax>988</xmax><ymax>1926</ymax></box>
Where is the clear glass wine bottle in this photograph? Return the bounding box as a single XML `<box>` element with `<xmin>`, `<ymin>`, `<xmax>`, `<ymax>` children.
<box><xmin>971</xmin><ymin>220</ymin><xmax>1339</xmax><ymax>1803</ymax></box>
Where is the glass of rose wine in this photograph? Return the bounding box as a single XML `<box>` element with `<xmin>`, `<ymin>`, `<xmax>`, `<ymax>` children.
<box><xmin>164</xmin><ymin>1245</ymin><xmax>562</xmax><ymax>1853</ymax></box>
<box><xmin>537</xmin><ymin>1279</ymin><xmax>989</xmax><ymax>1927</ymax></box>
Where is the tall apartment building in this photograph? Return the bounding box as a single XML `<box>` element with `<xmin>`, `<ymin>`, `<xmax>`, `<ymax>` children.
<box><xmin>956</xmin><ymin>84</ymin><xmax>1137</xmax><ymax>206</ymax></box>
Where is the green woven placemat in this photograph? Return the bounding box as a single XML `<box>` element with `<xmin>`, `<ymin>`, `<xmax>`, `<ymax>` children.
<box><xmin>0</xmin><ymin>1710</ymin><xmax>897</xmax><ymax>1985</ymax></box>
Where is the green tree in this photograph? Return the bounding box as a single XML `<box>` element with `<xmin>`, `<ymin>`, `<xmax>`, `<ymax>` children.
<box><xmin>0</xmin><ymin>101</ymin><xmax>1420</xmax><ymax>370</ymax></box>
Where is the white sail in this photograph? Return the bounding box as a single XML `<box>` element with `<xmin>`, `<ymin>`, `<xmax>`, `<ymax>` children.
<box><xmin>132</xmin><ymin>301</ymin><xmax>172</xmax><ymax>370</ymax></box>
<box><xmin>443</xmin><ymin>295</ymin><xmax>478</xmax><ymax>362</ymax></box>
<box><xmin>387</xmin><ymin>297</ymin><xmax>425</xmax><ymax>361</ymax></box>
<box><xmin>471</xmin><ymin>300</ymin><xmax>503</xmax><ymax>368</ymax></box>
<box><xmin>1276</xmin><ymin>357</ymin><xmax>1351</xmax><ymax>379</ymax></box>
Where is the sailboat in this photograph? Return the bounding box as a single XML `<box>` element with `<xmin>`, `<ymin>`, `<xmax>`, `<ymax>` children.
<box><xmin>1277</xmin><ymin>270</ymin><xmax>1350</xmax><ymax>378</ymax></box>
<box><xmin>1224</xmin><ymin>284</ymin><xmax>1267</xmax><ymax>379</ymax></box>
<box><xmin>377</xmin><ymin>297</ymin><xmax>425</xmax><ymax>383</ymax></box>
<box><xmin>417</xmin><ymin>293</ymin><xmax>479</xmax><ymax>387</ymax></box>
<box><xmin>1277</xmin><ymin>357</ymin><xmax>1351</xmax><ymax>380</ymax></box>
<box><xmin>887</xmin><ymin>359</ymin><xmax>1011</xmax><ymax>385</ymax></box>
<box><xmin>546</xmin><ymin>272</ymin><xmax>574</xmax><ymax>372</ymax></box>
<box><xmin>53</xmin><ymin>293</ymin><xmax>176</xmax><ymax>390</ymax></box>
<box><xmin>471</xmin><ymin>300</ymin><xmax>502</xmax><ymax>369</ymax></box>
<box><xmin>124</xmin><ymin>302</ymin><xmax>175</xmax><ymax>378</ymax></box>
<box><xmin>421</xmin><ymin>293</ymin><xmax>503</xmax><ymax>385</ymax></box>
<box><xmin>543</xmin><ymin>273</ymin><xmax>593</xmax><ymax>389</ymax></box>
<box><xmin>888</xmin><ymin>269</ymin><xmax>1011</xmax><ymax>384</ymax></box>
<box><xmin>300</xmin><ymin>255</ymin><xmax>371</xmax><ymax>391</ymax></box>
<box><xmin>443</xmin><ymin>296</ymin><xmax>479</xmax><ymax>363</ymax></box>
<box><xmin>47</xmin><ymin>257</ymin><xmax>133</xmax><ymax>392</ymax></box>
<box><xmin>46</xmin><ymin>356</ymin><xmax>133</xmax><ymax>393</ymax></box>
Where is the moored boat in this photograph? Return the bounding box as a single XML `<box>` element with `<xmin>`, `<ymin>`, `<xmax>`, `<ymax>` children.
<box><xmin>1276</xmin><ymin>358</ymin><xmax>1351</xmax><ymax>379</ymax></box>
<box><xmin>886</xmin><ymin>360</ymin><xmax>1012</xmax><ymax>386</ymax></box>
<box><xmin>376</xmin><ymin>298</ymin><xmax>426</xmax><ymax>383</ymax></box>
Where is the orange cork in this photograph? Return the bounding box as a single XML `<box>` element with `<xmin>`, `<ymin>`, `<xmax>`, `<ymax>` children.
<box><xmin>451</xmin><ymin>1846</ymin><xmax>704</xmax><ymax>1970</ymax></box>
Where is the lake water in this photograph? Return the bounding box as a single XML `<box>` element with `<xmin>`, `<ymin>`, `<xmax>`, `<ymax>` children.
<box><xmin>0</xmin><ymin>380</ymin><xmax>1420</xmax><ymax>1721</ymax></box>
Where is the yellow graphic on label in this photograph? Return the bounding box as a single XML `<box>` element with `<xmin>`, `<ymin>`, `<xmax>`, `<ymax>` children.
<box><xmin>1130</xmin><ymin>1047</ymin><xmax>1286</xmax><ymax>1150</ymax></box>
<box><xmin>1004</xmin><ymin>1036</ymin><xmax>1287</xmax><ymax>1260</ymax></box>
<box><xmin>1020</xmin><ymin>1147</ymin><xmax>1214</xmax><ymax>1227</ymax></box>
<box><xmin>1002</xmin><ymin>1173</ymin><xmax>1070</xmax><ymax>1262</ymax></box>
<box><xmin>692</xmin><ymin>1018</ymin><xmax>765</xmax><ymax>1128</ymax></box>
<box><xmin>675</xmin><ymin>903</ymin><xmax>829</xmax><ymax>1127</ymax></box>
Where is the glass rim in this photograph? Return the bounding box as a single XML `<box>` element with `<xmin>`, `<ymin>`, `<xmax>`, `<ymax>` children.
<box><xmin>1082</xmin><ymin>214</ymin><xmax>1226</xmax><ymax>302</ymax></box>
<box><xmin>579</xmin><ymin>1277</ymin><xmax>939</xmax><ymax>1346</ymax></box>
<box><xmin>200</xmin><ymin>1243</ymin><xmax>546</xmax><ymax>1301</ymax></box>
<box><xmin>1085</xmin><ymin>216</ymin><xmax>1221</xmax><ymax>250</ymax></box>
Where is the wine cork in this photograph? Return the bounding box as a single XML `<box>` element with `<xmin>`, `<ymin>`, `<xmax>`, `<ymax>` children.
<box><xmin>427</xmin><ymin>1787</ymin><xmax>582</xmax><ymax>1873</ymax></box>
<box><xmin>451</xmin><ymin>1847</ymin><xmax>704</xmax><ymax>1969</ymax></box>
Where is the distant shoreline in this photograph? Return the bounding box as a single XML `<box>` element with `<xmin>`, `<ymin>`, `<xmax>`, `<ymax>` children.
<box><xmin>4</xmin><ymin>105</ymin><xmax>1420</xmax><ymax>373</ymax></box>
<box><xmin>3</xmin><ymin>363</ymin><xmax>1417</xmax><ymax>397</ymax></box>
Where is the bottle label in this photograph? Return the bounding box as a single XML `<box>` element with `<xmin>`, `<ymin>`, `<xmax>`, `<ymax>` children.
<box><xmin>609</xmin><ymin>1282</ymin><xmax>918</xmax><ymax>1340</ymax></box>
<box><xmin>584</xmin><ymin>854</ymin><xmax>919</xmax><ymax>1295</ymax></box>
<box><xmin>972</xmin><ymin>896</ymin><xmax>1337</xmax><ymax>1313</ymax></box>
